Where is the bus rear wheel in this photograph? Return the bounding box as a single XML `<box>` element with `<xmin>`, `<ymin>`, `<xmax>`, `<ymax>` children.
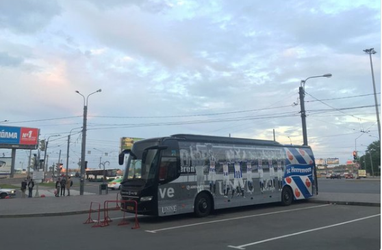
<box><xmin>194</xmin><ymin>193</ymin><xmax>212</xmax><ymax>217</ymax></box>
<box><xmin>281</xmin><ymin>186</ymin><xmax>293</xmax><ymax>206</ymax></box>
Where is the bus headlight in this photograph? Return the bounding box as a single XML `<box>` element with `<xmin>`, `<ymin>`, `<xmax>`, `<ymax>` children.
<box><xmin>140</xmin><ymin>196</ymin><xmax>153</xmax><ymax>202</ymax></box>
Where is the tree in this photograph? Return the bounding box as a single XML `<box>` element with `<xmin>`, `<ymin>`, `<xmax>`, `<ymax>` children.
<box><xmin>360</xmin><ymin>140</ymin><xmax>380</xmax><ymax>176</ymax></box>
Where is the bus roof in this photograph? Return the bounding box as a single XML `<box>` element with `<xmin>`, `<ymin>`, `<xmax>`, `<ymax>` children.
<box><xmin>170</xmin><ymin>134</ymin><xmax>282</xmax><ymax>147</ymax></box>
<box><xmin>133</xmin><ymin>134</ymin><xmax>311</xmax><ymax>149</ymax></box>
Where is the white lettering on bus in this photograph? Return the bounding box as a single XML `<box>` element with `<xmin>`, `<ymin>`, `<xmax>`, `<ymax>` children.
<box><xmin>287</xmin><ymin>167</ymin><xmax>312</xmax><ymax>175</ymax></box>
<box><xmin>161</xmin><ymin>205</ymin><xmax>177</xmax><ymax>213</ymax></box>
<box><xmin>159</xmin><ymin>187</ymin><xmax>175</xmax><ymax>199</ymax></box>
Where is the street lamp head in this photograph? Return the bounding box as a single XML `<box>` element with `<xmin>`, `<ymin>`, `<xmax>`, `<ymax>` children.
<box><xmin>323</xmin><ymin>74</ymin><xmax>332</xmax><ymax>78</ymax></box>
<box><xmin>75</xmin><ymin>90</ymin><xmax>79</xmax><ymax>93</ymax></box>
<box><xmin>364</xmin><ymin>48</ymin><xmax>377</xmax><ymax>54</ymax></box>
<box><xmin>97</xmin><ymin>89</ymin><xmax>102</xmax><ymax>93</ymax></box>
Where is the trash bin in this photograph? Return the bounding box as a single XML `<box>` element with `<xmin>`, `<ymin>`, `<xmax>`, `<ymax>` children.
<box><xmin>99</xmin><ymin>183</ymin><xmax>108</xmax><ymax>195</ymax></box>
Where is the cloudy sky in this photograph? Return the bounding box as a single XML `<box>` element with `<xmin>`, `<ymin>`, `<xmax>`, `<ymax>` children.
<box><xmin>0</xmin><ymin>0</ymin><xmax>380</xmax><ymax>170</ymax></box>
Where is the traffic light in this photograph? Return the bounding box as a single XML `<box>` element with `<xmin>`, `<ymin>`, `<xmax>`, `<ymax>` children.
<box><xmin>353</xmin><ymin>151</ymin><xmax>357</xmax><ymax>161</ymax></box>
<box><xmin>39</xmin><ymin>159</ymin><xmax>44</xmax><ymax>169</ymax></box>
<box><xmin>30</xmin><ymin>157</ymin><xmax>35</xmax><ymax>168</ymax></box>
<box><xmin>56</xmin><ymin>163</ymin><xmax>63</xmax><ymax>172</ymax></box>
<box><xmin>33</xmin><ymin>154</ymin><xmax>38</xmax><ymax>169</ymax></box>
<box><xmin>39</xmin><ymin>140</ymin><xmax>46</xmax><ymax>151</ymax></box>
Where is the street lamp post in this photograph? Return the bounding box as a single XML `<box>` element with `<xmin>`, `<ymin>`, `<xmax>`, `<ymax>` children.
<box><xmin>299</xmin><ymin>74</ymin><xmax>332</xmax><ymax>145</ymax></box>
<box><xmin>363</xmin><ymin>48</ymin><xmax>381</xmax><ymax>141</ymax></box>
<box><xmin>76</xmin><ymin>89</ymin><xmax>102</xmax><ymax>195</ymax></box>
<box><xmin>93</xmin><ymin>148</ymin><xmax>103</xmax><ymax>167</ymax></box>
<box><xmin>99</xmin><ymin>161</ymin><xmax>110</xmax><ymax>184</ymax></box>
<box><xmin>94</xmin><ymin>148</ymin><xmax>111</xmax><ymax>183</ymax></box>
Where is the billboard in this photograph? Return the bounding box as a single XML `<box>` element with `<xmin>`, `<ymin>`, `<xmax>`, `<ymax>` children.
<box><xmin>315</xmin><ymin>158</ymin><xmax>326</xmax><ymax>166</ymax></box>
<box><xmin>327</xmin><ymin>158</ymin><xmax>339</xmax><ymax>165</ymax></box>
<box><xmin>0</xmin><ymin>126</ymin><xmax>39</xmax><ymax>149</ymax></box>
<box><xmin>0</xmin><ymin>157</ymin><xmax>12</xmax><ymax>175</ymax></box>
<box><xmin>120</xmin><ymin>137</ymin><xmax>144</xmax><ymax>152</ymax></box>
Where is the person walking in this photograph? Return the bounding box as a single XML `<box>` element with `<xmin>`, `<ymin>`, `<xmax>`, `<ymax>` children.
<box><xmin>27</xmin><ymin>178</ymin><xmax>35</xmax><ymax>198</ymax></box>
<box><xmin>21</xmin><ymin>179</ymin><xmax>27</xmax><ymax>198</ymax></box>
<box><xmin>55</xmin><ymin>178</ymin><xmax>61</xmax><ymax>197</ymax></box>
<box><xmin>66</xmin><ymin>176</ymin><xmax>73</xmax><ymax>196</ymax></box>
<box><xmin>60</xmin><ymin>176</ymin><xmax>66</xmax><ymax>196</ymax></box>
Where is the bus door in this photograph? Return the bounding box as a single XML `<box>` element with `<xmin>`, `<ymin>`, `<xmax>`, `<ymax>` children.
<box><xmin>157</xmin><ymin>140</ymin><xmax>182</xmax><ymax>216</ymax></box>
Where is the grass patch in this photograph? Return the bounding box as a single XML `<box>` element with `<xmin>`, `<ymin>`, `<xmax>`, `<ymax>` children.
<box><xmin>39</xmin><ymin>182</ymin><xmax>56</xmax><ymax>187</ymax></box>
<box><xmin>0</xmin><ymin>184</ymin><xmax>18</xmax><ymax>189</ymax></box>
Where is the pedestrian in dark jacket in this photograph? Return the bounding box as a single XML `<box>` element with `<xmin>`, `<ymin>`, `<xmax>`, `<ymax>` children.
<box><xmin>28</xmin><ymin>179</ymin><xmax>35</xmax><ymax>198</ymax></box>
<box><xmin>21</xmin><ymin>179</ymin><xmax>27</xmax><ymax>198</ymax></box>
<box><xmin>60</xmin><ymin>177</ymin><xmax>66</xmax><ymax>196</ymax></box>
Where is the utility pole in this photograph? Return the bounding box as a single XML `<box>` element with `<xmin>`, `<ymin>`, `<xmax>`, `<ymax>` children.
<box><xmin>58</xmin><ymin>149</ymin><xmax>61</xmax><ymax>176</ymax></box>
<box><xmin>363</xmin><ymin>48</ymin><xmax>381</xmax><ymax>141</ymax></box>
<box><xmin>369</xmin><ymin>151</ymin><xmax>375</xmax><ymax>177</ymax></box>
<box><xmin>65</xmin><ymin>128</ymin><xmax>81</xmax><ymax>179</ymax></box>
<box><xmin>27</xmin><ymin>150</ymin><xmax>32</xmax><ymax>177</ymax></box>
<box><xmin>43</xmin><ymin>135</ymin><xmax>60</xmax><ymax>172</ymax></box>
<box><xmin>66</xmin><ymin>134</ymin><xmax>70</xmax><ymax>177</ymax></box>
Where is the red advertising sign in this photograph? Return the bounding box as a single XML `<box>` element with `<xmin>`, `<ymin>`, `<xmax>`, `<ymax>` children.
<box><xmin>19</xmin><ymin>128</ymin><xmax>39</xmax><ymax>145</ymax></box>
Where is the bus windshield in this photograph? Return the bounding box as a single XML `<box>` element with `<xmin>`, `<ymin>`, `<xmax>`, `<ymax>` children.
<box><xmin>125</xmin><ymin>148</ymin><xmax>158</xmax><ymax>184</ymax></box>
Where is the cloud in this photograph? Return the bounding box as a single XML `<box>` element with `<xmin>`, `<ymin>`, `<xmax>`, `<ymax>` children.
<box><xmin>0</xmin><ymin>52</ymin><xmax>24</xmax><ymax>67</ymax></box>
<box><xmin>0</xmin><ymin>0</ymin><xmax>61</xmax><ymax>34</ymax></box>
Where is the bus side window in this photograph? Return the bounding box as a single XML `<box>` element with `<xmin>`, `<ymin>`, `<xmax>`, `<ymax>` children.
<box><xmin>159</xmin><ymin>162</ymin><xmax>168</xmax><ymax>181</ymax></box>
<box><xmin>159</xmin><ymin>157</ymin><xmax>178</xmax><ymax>183</ymax></box>
<box><xmin>167</xmin><ymin>161</ymin><xmax>177</xmax><ymax>179</ymax></box>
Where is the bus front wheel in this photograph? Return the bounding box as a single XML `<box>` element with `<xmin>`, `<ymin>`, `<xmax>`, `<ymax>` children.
<box><xmin>194</xmin><ymin>193</ymin><xmax>212</xmax><ymax>217</ymax></box>
<box><xmin>281</xmin><ymin>186</ymin><xmax>293</xmax><ymax>206</ymax></box>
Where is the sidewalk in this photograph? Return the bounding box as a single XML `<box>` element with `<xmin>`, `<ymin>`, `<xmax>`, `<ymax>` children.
<box><xmin>0</xmin><ymin>186</ymin><xmax>121</xmax><ymax>218</ymax></box>
<box><xmin>0</xmin><ymin>188</ymin><xmax>380</xmax><ymax>218</ymax></box>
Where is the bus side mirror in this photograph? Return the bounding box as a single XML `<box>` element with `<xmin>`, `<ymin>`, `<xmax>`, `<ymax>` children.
<box><xmin>119</xmin><ymin>149</ymin><xmax>132</xmax><ymax>165</ymax></box>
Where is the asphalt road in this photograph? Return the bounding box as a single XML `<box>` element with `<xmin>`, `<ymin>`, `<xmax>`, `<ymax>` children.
<box><xmin>1</xmin><ymin>202</ymin><xmax>379</xmax><ymax>250</ymax></box>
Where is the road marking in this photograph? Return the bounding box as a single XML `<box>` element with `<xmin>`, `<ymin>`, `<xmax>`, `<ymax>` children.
<box><xmin>227</xmin><ymin>214</ymin><xmax>380</xmax><ymax>249</ymax></box>
<box><xmin>145</xmin><ymin>204</ymin><xmax>330</xmax><ymax>233</ymax></box>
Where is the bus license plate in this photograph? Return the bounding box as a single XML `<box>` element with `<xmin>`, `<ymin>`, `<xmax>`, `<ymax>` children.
<box><xmin>126</xmin><ymin>206</ymin><xmax>134</xmax><ymax>211</ymax></box>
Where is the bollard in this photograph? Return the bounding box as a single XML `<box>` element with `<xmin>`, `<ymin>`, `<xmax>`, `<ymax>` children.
<box><xmin>99</xmin><ymin>183</ymin><xmax>108</xmax><ymax>195</ymax></box>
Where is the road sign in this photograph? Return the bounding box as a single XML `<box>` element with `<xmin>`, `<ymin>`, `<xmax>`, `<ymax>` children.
<box><xmin>32</xmin><ymin>170</ymin><xmax>44</xmax><ymax>180</ymax></box>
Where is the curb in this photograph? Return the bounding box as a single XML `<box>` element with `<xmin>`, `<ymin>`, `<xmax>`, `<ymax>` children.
<box><xmin>0</xmin><ymin>210</ymin><xmax>91</xmax><ymax>219</ymax></box>
<box><xmin>309</xmin><ymin>199</ymin><xmax>380</xmax><ymax>207</ymax></box>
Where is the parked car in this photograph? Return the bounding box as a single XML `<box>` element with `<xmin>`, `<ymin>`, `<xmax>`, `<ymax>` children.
<box><xmin>0</xmin><ymin>186</ymin><xmax>16</xmax><ymax>199</ymax></box>
<box><xmin>108</xmin><ymin>178</ymin><xmax>122</xmax><ymax>190</ymax></box>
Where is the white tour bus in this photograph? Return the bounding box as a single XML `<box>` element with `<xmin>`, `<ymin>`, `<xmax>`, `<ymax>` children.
<box><xmin>118</xmin><ymin>134</ymin><xmax>317</xmax><ymax>217</ymax></box>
